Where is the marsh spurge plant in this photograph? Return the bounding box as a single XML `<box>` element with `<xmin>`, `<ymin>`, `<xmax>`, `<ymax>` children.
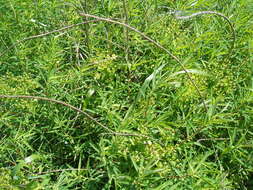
<box><xmin>0</xmin><ymin>10</ymin><xmax>235</xmax><ymax>146</ymax></box>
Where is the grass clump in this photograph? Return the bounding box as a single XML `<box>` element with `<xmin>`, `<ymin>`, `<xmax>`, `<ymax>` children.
<box><xmin>0</xmin><ymin>0</ymin><xmax>252</xmax><ymax>189</ymax></box>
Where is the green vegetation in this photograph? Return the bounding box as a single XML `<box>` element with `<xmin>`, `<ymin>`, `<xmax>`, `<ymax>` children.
<box><xmin>0</xmin><ymin>0</ymin><xmax>252</xmax><ymax>189</ymax></box>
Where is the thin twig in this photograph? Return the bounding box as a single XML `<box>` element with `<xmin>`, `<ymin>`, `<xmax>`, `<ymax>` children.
<box><xmin>1</xmin><ymin>14</ymin><xmax>208</xmax><ymax>111</ymax></box>
<box><xmin>79</xmin><ymin>13</ymin><xmax>208</xmax><ymax>112</ymax></box>
<box><xmin>170</xmin><ymin>11</ymin><xmax>235</xmax><ymax>147</ymax></box>
<box><xmin>174</xmin><ymin>130</ymin><xmax>229</xmax><ymax>151</ymax></box>
<box><xmin>80</xmin><ymin>0</ymin><xmax>91</xmax><ymax>53</ymax></box>
<box><xmin>122</xmin><ymin>0</ymin><xmax>130</xmax><ymax>62</ymax></box>
<box><xmin>0</xmin><ymin>94</ymin><xmax>160</xmax><ymax>144</ymax></box>
<box><xmin>175</xmin><ymin>10</ymin><xmax>235</xmax><ymax>53</ymax></box>
<box><xmin>33</xmin><ymin>168</ymin><xmax>89</xmax><ymax>175</ymax></box>
<box><xmin>0</xmin><ymin>94</ymin><xmax>113</xmax><ymax>133</ymax></box>
<box><xmin>0</xmin><ymin>20</ymin><xmax>100</xmax><ymax>58</ymax></box>
<box><xmin>197</xmin><ymin>137</ymin><xmax>229</xmax><ymax>143</ymax></box>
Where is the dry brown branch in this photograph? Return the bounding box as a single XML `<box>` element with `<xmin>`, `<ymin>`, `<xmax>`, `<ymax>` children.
<box><xmin>122</xmin><ymin>0</ymin><xmax>130</xmax><ymax>61</ymax></box>
<box><xmin>175</xmin><ymin>10</ymin><xmax>235</xmax><ymax>53</ymax></box>
<box><xmin>197</xmin><ymin>137</ymin><xmax>229</xmax><ymax>143</ymax></box>
<box><xmin>0</xmin><ymin>20</ymin><xmax>100</xmax><ymax>58</ymax></box>
<box><xmin>0</xmin><ymin>94</ymin><xmax>113</xmax><ymax>132</ymax></box>
<box><xmin>79</xmin><ymin>13</ymin><xmax>208</xmax><ymax>112</ymax></box>
<box><xmin>33</xmin><ymin>168</ymin><xmax>89</xmax><ymax>175</ymax></box>
<box><xmin>0</xmin><ymin>94</ymin><xmax>161</xmax><ymax>144</ymax></box>
<box><xmin>0</xmin><ymin>14</ymin><xmax>208</xmax><ymax>111</ymax></box>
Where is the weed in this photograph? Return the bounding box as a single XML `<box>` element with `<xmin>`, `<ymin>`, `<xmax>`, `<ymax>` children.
<box><xmin>0</xmin><ymin>0</ymin><xmax>252</xmax><ymax>189</ymax></box>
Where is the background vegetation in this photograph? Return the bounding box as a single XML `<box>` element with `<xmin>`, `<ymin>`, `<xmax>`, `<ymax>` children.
<box><xmin>0</xmin><ymin>0</ymin><xmax>252</xmax><ymax>189</ymax></box>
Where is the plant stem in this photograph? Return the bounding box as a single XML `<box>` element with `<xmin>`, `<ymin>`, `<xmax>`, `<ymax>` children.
<box><xmin>0</xmin><ymin>20</ymin><xmax>100</xmax><ymax>58</ymax></box>
<box><xmin>122</xmin><ymin>0</ymin><xmax>130</xmax><ymax>62</ymax></box>
<box><xmin>79</xmin><ymin>13</ymin><xmax>208</xmax><ymax>112</ymax></box>
<box><xmin>0</xmin><ymin>94</ymin><xmax>161</xmax><ymax>145</ymax></box>
<box><xmin>175</xmin><ymin>10</ymin><xmax>235</xmax><ymax>53</ymax></box>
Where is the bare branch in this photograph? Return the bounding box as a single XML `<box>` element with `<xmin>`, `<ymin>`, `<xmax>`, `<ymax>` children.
<box><xmin>79</xmin><ymin>13</ymin><xmax>208</xmax><ymax>112</ymax></box>
<box><xmin>0</xmin><ymin>94</ymin><xmax>113</xmax><ymax>133</ymax></box>
<box><xmin>0</xmin><ymin>20</ymin><xmax>100</xmax><ymax>58</ymax></box>
<box><xmin>33</xmin><ymin>168</ymin><xmax>89</xmax><ymax>175</ymax></box>
<box><xmin>197</xmin><ymin>137</ymin><xmax>229</xmax><ymax>143</ymax></box>
<box><xmin>175</xmin><ymin>10</ymin><xmax>235</xmax><ymax>53</ymax></box>
<box><xmin>122</xmin><ymin>0</ymin><xmax>130</xmax><ymax>61</ymax></box>
<box><xmin>0</xmin><ymin>94</ymin><xmax>161</xmax><ymax>145</ymax></box>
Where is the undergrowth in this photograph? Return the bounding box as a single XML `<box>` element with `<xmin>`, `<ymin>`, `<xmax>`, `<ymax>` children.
<box><xmin>0</xmin><ymin>0</ymin><xmax>252</xmax><ymax>189</ymax></box>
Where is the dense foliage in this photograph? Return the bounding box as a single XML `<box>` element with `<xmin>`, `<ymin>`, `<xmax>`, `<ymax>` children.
<box><xmin>0</xmin><ymin>0</ymin><xmax>252</xmax><ymax>189</ymax></box>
